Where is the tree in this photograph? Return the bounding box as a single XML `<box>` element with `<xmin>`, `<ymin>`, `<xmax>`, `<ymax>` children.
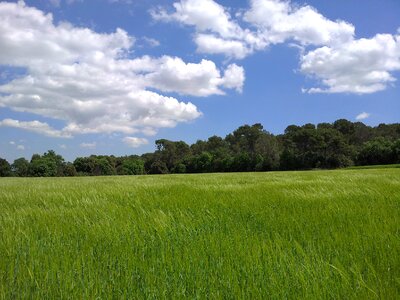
<box><xmin>231</xmin><ymin>152</ymin><xmax>253</xmax><ymax>172</ymax></box>
<box><xmin>28</xmin><ymin>150</ymin><xmax>67</xmax><ymax>177</ymax></box>
<box><xmin>254</xmin><ymin>133</ymin><xmax>281</xmax><ymax>171</ymax></box>
<box><xmin>12</xmin><ymin>158</ymin><xmax>29</xmax><ymax>177</ymax></box>
<box><xmin>392</xmin><ymin>139</ymin><xmax>400</xmax><ymax>163</ymax></box>
<box><xmin>350</xmin><ymin>122</ymin><xmax>373</xmax><ymax>147</ymax></box>
<box><xmin>375</xmin><ymin>123</ymin><xmax>400</xmax><ymax>140</ymax></box>
<box><xmin>150</xmin><ymin>160</ymin><xmax>169</xmax><ymax>174</ymax></box>
<box><xmin>92</xmin><ymin>157</ymin><xmax>116</xmax><ymax>176</ymax></box>
<box><xmin>317</xmin><ymin>128</ymin><xmax>353</xmax><ymax>168</ymax></box>
<box><xmin>43</xmin><ymin>150</ymin><xmax>65</xmax><ymax>176</ymax></box>
<box><xmin>155</xmin><ymin>139</ymin><xmax>190</xmax><ymax>172</ymax></box>
<box><xmin>5</xmin><ymin>119</ymin><xmax>399</xmax><ymax>177</ymax></box>
<box><xmin>73</xmin><ymin>157</ymin><xmax>95</xmax><ymax>175</ymax></box>
<box><xmin>226</xmin><ymin>123</ymin><xmax>264</xmax><ymax>154</ymax></box>
<box><xmin>118</xmin><ymin>157</ymin><xmax>145</xmax><ymax>175</ymax></box>
<box><xmin>317</xmin><ymin>122</ymin><xmax>333</xmax><ymax>130</ymax></box>
<box><xmin>172</xmin><ymin>163</ymin><xmax>187</xmax><ymax>173</ymax></box>
<box><xmin>280</xmin><ymin>125</ymin><xmax>322</xmax><ymax>169</ymax></box>
<box><xmin>63</xmin><ymin>163</ymin><xmax>77</xmax><ymax>177</ymax></box>
<box><xmin>333</xmin><ymin>119</ymin><xmax>355</xmax><ymax>137</ymax></box>
<box><xmin>28</xmin><ymin>156</ymin><xmax>56</xmax><ymax>177</ymax></box>
<box><xmin>280</xmin><ymin>124</ymin><xmax>353</xmax><ymax>169</ymax></box>
<box><xmin>357</xmin><ymin>138</ymin><xmax>394</xmax><ymax>165</ymax></box>
<box><xmin>195</xmin><ymin>151</ymin><xmax>213</xmax><ymax>173</ymax></box>
<box><xmin>0</xmin><ymin>158</ymin><xmax>11</xmax><ymax>177</ymax></box>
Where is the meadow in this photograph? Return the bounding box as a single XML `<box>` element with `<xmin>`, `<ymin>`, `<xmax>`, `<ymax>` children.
<box><xmin>0</xmin><ymin>168</ymin><xmax>399</xmax><ymax>299</ymax></box>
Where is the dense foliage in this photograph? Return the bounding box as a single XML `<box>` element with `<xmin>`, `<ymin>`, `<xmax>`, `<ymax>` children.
<box><xmin>1</xmin><ymin>119</ymin><xmax>400</xmax><ymax>176</ymax></box>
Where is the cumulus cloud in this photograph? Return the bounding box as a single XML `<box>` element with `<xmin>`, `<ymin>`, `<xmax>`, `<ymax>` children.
<box><xmin>17</xmin><ymin>145</ymin><xmax>25</xmax><ymax>150</ymax></box>
<box><xmin>301</xmin><ymin>34</ymin><xmax>400</xmax><ymax>94</ymax></box>
<box><xmin>0</xmin><ymin>118</ymin><xmax>71</xmax><ymax>138</ymax></box>
<box><xmin>0</xmin><ymin>2</ymin><xmax>243</xmax><ymax>138</ymax></box>
<box><xmin>152</xmin><ymin>0</ymin><xmax>353</xmax><ymax>59</ymax></box>
<box><xmin>123</xmin><ymin>136</ymin><xmax>149</xmax><ymax>148</ymax></box>
<box><xmin>151</xmin><ymin>0</ymin><xmax>264</xmax><ymax>59</ymax></box>
<box><xmin>244</xmin><ymin>0</ymin><xmax>354</xmax><ymax>46</ymax></box>
<box><xmin>143</xmin><ymin>56</ymin><xmax>244</xmax><ymax>96</ymax></box>
<box><xmin>195</xmin><ymin>34</ymin><xmax>251</xmax><ymax>59</ymax></box>
<box><xmin>141</xmin><ymin>127</ymin><xmax>157</xmax><ymax>136</ymax></box>
<box><xmin>151</xmin><ymin>0</ymin><xmax>242</xmax><ymax>39</ymax></box>
<box><xmin>153</xmin><ymin>0</ymin><xmax>400</xmax><ymax>94</ymax></box>
<box><xmin>356</xmin><ymin>112</ymin><xmax>371</xmax><ymax>121</ymax></box>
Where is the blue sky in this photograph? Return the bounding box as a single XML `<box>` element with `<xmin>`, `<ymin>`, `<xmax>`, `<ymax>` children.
<box><xmin>0</xmin><ymin>0</ymin><xmax>399</xmax><ymax>162</ymax></box>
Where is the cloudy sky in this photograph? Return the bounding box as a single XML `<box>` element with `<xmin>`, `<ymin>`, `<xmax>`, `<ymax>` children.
<box><xmin>0</xmin><ymin>0</ymin><xmax>399</xmax><ymax>162</ymax></box>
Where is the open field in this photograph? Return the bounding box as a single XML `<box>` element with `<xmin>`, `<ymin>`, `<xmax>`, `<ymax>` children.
<box><xmin>0</xmin><ymin>169</ymin><xmax>399</xmax><ymax>299</ymax></box>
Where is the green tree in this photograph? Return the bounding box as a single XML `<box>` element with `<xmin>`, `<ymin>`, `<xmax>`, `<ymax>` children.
<box><xmin>62</xmin><ymin>163</ymin><xmax>77</xmax><ymax>177</ymax></box>
<box><xmin>333</xmin><ymin>119</ymin><xmax>355</xmax><ymax>137</ymax></box>
<box><xmin>392</xmin><ymin>139</ymin><xmax>400</xmax><ymax>163</ymax></box>
<box><xmin>357</xmin><ymin>138</ymin><xmax>394</xmax><ymax>165</ymax></box>
<box><xmin>92</xmin><ymin>157</ymin><xmax>115</xmax><ymax>176</ymax></box>
<box><xmin>0</xmin><ymin>158</ymin><xmax>11</xmax><ymax>177</ymax></box>
<box><xmin>118</xmin><ymin>157</ymin><xmax>145</xmax><ymax>175</ymax></box>
<box><xmin>28</xmin><ymin>150</ymin><xmax>67</xmax><ymax>177</ymax></box>
<box><xmin>226</xmin><ymin>123</ymin><xmax>264</xmax><ymax>154</ymax></box>
<box><xmin>254</xmin><ymin>133</ymin><xmax>281</xmax><ymax>171</ymax></box>
<box><xmin>28</xmin><ymin>155</ymin><xmax>57</xmax><ymax>177</ymax></box>
<box><xmin>150</xmin><ymin>160</ymin><xmax>169</xmax><ymax>174</ymax></box>
<box><xmin>73</xmin><ymin>157</ymin><xmax>95</xmax><ymax>175</ymax></box>
<box><xmin>11</xmin><ymin>157</ymin><xmax>29</xmax><ymax>177</ymax></box>
<box><xmin>155</xmin><ymin>139</ymin><xmax>190</xmax><ymax>172</ymax></box>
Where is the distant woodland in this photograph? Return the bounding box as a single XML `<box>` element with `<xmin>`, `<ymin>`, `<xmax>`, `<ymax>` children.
<box><xmin>1</xmin><ymin>119</ymin><xmax>400</xmax><ymax>177</ymax></box>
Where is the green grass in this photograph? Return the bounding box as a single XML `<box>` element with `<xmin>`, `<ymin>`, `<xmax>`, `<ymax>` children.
<box><xmin>0</xmin><ymin>169</ymin><xmax>399</xmax><ymax>299</ymax></box>
<box><xmin>345</xmin><ymin>163</ymin><xmax>400</xmax><ymax>170</ymax></box>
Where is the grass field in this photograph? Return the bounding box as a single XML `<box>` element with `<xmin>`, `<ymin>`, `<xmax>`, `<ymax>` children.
<box><xmin>0</xmin><ymin>169</ymin><xmax>399</xmax><ymax>299</ymax></box>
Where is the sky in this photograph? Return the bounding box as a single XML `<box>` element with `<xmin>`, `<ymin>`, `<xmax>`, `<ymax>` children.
<box><xmin>0</xmin><ymin>0</ymin><xmax>399</xmax><ymax>162</ymax></box>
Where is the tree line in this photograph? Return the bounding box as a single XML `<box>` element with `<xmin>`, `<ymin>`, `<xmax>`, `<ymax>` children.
<box><xmin>1</xmin><ymin>119</ymin><xmax>399</xmax><ymax>177</ymax></box>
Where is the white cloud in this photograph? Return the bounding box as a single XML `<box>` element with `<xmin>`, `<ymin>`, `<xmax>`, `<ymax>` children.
<box><xmin>153</xmin><ymin>0</ymin><xmax>400</xmax><ymax>94</ymax></box>
<box><xmin>195</xmin><ymin>34</ymin><xmax>251</xmax><ymax>59</ymax></box>
<box><xmin>220</xmin><ymin>64</ymin><xmax>245</xmax><ymax>93</ymax></box>
<box><xmin>143</xmin><ymin>56</ymin><xmax>244</xmax><ymax>96</ymax></box>
<box><xmin>123</xmin><ymin>136</ymin><xmax>149</xmax><ymax>148</ymax></box>
<box><xmin>0</xmin><ymin>2</ymin><xmax>242</xmax><ymax>139</ymax></box>
<box><xmin>9</xmin><ymin>141</ymin><xmax>15</xmax><ymax>145</ymax></box>
<box><xmin>301</xmin><ymin>34</ymin><xmax>400</xmax><ymax>94</ymax></box>
<box><xmin>356</xmin><ymin>112</ymin><xmax>371</xmax><ymax>121</ymax></box>
<box><xmin>151</xmin><ymin>0</ymin><xmax>264</xmax><ymax>59</ymax></box>
<box><xmin>141</xmin><ymin>127</ymin><xmax>157</xmax><ymax>136</ymax></box>
<box><xmin>244</xmin><ymin>0</ymin><xmax>354</xmax><ymax>46</ymax></box>
<box><xmin>152</xmin><ymin>0</ymin><xmax>353</xmax><ymax>59</ymax></box>
<box><xmin>59</xmin><ymin>144</ymin><xmax>67</xmax><ymax>149</ymax></box>
<box><xmin>17</xmin><ymin>145</ymin><xmax>25</xmax><ymax>150</ymax></box>
<box><xmin>0</xmin><ymin>118</ymin><xmax>71</xmax><ymax>138</ymax></box>
<box><xmin>80</xmin><ymin>142</ymin><xmax>96</xmax><ymax>149</ymax></box>
<box><xmin>151</xmin><ymin>0</ymin><xmax>242</xmax><ymax>39</ymax></box>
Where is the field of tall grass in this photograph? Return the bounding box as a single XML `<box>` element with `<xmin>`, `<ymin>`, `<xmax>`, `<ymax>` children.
<box><xmin>0</xmin><ymin>168</ymin><xmax>399</xmax><ymax>298</ymax></box>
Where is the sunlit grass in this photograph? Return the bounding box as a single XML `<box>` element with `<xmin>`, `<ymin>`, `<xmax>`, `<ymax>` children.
<box><xmin>0</xmin><ymin>169</ymin><xmax>399</xmax><ymax>298</ymax></box>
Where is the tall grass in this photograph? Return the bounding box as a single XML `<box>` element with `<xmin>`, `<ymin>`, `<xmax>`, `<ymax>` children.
<box><xmin>0</xmin><ymin>169</ymin><xmax>399</xmax><ymax>298</ymax></box>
